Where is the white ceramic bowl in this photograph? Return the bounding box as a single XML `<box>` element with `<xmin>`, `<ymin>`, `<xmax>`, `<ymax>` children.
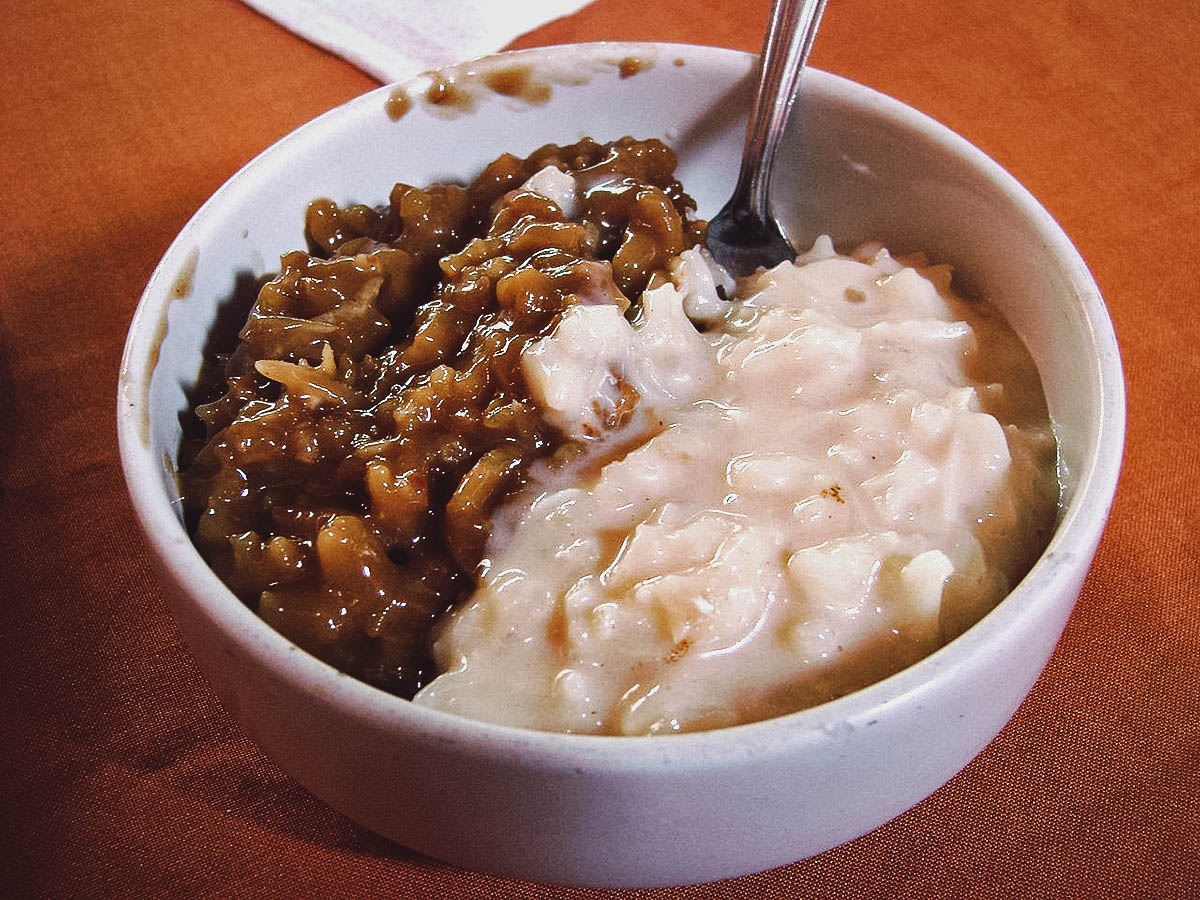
<box><xmin>117</xmin><ymin>42</ymin><xmax>1124</xmax><ymax>887</ymax></box>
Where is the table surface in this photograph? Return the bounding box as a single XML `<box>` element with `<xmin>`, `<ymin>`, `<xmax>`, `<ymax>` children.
<box><xmin>2</xmin><ymin>0</ymin><xmax>1197</xmax><ymax>896</ymax></box>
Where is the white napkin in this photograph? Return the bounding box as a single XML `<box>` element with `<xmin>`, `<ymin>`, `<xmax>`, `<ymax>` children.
<box><xmin>241</xmin><ymin>0</ymin><xmax>595</xmax><ymax>84</ymax></box>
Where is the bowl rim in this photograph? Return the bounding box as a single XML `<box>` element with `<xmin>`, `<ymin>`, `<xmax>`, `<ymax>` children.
<box><xmin>117</xmin><ymin>40</ymin><xmax>1125</xmax><ymax>769</ymax></box>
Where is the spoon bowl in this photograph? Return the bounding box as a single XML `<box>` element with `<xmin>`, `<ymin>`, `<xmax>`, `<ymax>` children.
<box><xmin>707</xmin><ymin>0</ymin><xmax>829</xmax><ymax>274</ymax></box>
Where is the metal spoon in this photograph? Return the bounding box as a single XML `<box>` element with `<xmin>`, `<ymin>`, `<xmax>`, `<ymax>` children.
<box><xmin>707</xmin><ymin>0</ymin><xmax>829</xmax><ymax>276</ymax></box>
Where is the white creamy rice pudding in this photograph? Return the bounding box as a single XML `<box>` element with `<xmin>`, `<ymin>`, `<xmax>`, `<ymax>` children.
<box><xmin>415</xmin><ymin>193</ymin><xmax>1057</xmax><ymax>734</ymax></box>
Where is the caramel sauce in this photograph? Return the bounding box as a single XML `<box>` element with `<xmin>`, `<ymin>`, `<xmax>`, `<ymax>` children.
<box><xmin>483</xmin><ymin>64</ymin><xmax>552</xmax><ymax>104</ymax></box>
<box><xmin>617</xmin><ymin>56</ymin><xmax>651</xmax><ymax>79</ymax></box>
<box><xmin>425</xmin><ymin>76</ymin><xmax>475</xmax><ymax>112</ymax></box>
<box><xmin>385</xmin><ymin>87</ymin><xmax>412</xmax><ymax>120</ymax></box>
<box><xmin>140</xmin><ymin>310</ymin><xmax>168</xmax><ymax>445</ymax></box>
<box><xmin>170</xmin><ymin>248</ymin><xmax>198</xmax><ymax>299</ymax></box>
<box><xmin>180</xmin><ymin>137</ymin><xmax>705</xmax><ymax>698</ymax></box>
<box><xmin>142</xmin><ymin>248</ymin><xmax>198</xmax><ymax>443</ymax></box>
<box><xmin>664</xmin><ymin>637</ymin><xmax>691</xmax><ymax>664</ymax></box>
<box><xmin>821</xmin><ymin>484</ymin><xmax>846</xmax><ymax>503</ymax></box>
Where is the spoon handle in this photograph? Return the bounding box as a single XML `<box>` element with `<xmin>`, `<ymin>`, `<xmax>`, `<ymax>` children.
<box><xmin>731</xmin><ymin>0</ymin><xmax>829</xmax><ymax>222</ymax></box>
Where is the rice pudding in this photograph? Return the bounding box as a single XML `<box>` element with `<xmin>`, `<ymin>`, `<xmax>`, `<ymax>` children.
<box><xmin>414</xmin><ymin>235</ymin><xmax>1058</xmax><ymax>734</ymax></box>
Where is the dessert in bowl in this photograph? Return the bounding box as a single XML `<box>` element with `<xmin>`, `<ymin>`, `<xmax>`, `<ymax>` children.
<box><xmin>117</xmin><ymin>42</ymin><xmax>1124</xmax><ymax>887</ymax></box>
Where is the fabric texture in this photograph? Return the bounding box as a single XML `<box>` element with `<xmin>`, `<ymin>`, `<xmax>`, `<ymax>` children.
<box><xmin>1</xmin><ymin>0</ymin><xmax>1197</xmax><ymax>897</ymax></box>
<box><xmin>239</xmin><ymin>0</ymin><xmax>593</xmax><ymax>82</ymax></box>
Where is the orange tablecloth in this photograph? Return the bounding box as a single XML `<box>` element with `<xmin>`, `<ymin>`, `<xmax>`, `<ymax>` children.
<box><xmin>2</xmin><ymin>0</ymin><xmax>1196</xmax><ymax>895</ymax></box>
